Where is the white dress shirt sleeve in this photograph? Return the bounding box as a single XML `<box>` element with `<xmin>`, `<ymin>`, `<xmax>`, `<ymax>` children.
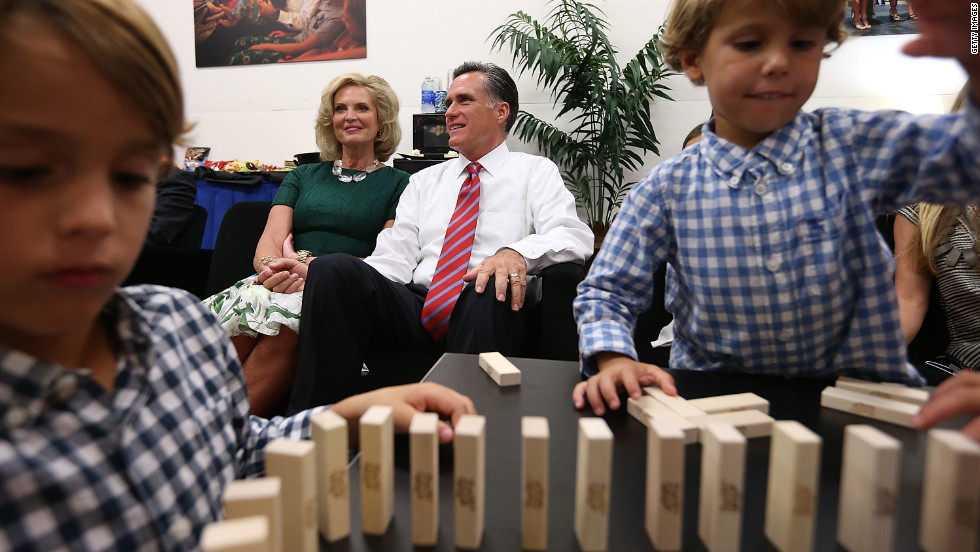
<box><xmin>277</xmin><ymin>0</ymin><xmax>318</xmax><ymax>30</ymax></box>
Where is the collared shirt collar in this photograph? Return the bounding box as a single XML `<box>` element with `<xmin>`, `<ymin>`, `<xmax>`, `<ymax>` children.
<box><xmin>701</xmin><ymin>113</ymin><xmax>809</xmax><ymax>188</ymax></box>
<box><xmin>456</xmin><ymin>140</ymin><xmax>510</xmax><ymax>178</ymax></box>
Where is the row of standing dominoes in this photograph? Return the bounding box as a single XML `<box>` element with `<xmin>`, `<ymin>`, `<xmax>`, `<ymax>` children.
<box><xmin>631</xmin><ymin>384</ymin><xmax>980</xmax><ymax>552</ymax></box>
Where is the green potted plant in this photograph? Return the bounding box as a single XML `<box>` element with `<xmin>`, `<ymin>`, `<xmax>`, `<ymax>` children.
<box><xmin>490</xmin><ymin>0</ymin><xmax>675</xmax><ymax>246</ymax></box>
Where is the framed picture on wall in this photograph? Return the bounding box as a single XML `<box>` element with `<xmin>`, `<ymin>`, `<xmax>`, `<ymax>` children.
<box><xmin>194</xmin><ymin>0</ymin><xmax>367</xmax><ymax>68</ymax></box>
<box><xmin>847</xmin><ymin>0</ymin><xmax>920</xmax><ymax>36</ymax></box>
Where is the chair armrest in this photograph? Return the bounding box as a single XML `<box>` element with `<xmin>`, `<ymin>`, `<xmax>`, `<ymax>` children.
<box><xmin>527</xmin><ymin>261</ymin><xmax>586</xmax><ymax>361</ymax></box>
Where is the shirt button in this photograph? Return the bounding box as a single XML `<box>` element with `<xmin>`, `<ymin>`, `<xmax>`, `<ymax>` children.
<box><xmin>754</xmin><ymin>183</ymin><xmax>768</xmax><ymax>196</ymax></box>
<box><xmin>4</xmin><ymin>407</ymin><xmax>29</xmax><ymax>429</ymax></box>
<box><xmin>778</xmin><ymin>329</ymin><xmax>793</xmax><ymax>342</ymax></box>
<box><xmin>171</xmin><ymin>516</ymin><xmax>193</xmax><ymax>541</ymax></box>
<box><xmin>729</xmin><ymin>175</ymin><xmax>740</xmax><ymax>186</ymax></box>
<box><xmin>767</xmin><ymin>257</ymin><xmax>781</xmax><ymax>272</ymax></box>
<box><xmin>51</xmin><ymin>372</ymin><xmax>80</xmax><ymax>402</ymax></box>
<box><xmin>780</xmin><ymin>162</ymin><xmax>795</xmax><ymax>174</ymax></box>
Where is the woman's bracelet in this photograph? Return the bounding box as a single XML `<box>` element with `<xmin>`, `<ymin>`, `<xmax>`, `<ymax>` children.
<box><xmin>296</xmin><ymin>250</ymin><xmax>313</xmax><ymax>264</ymax></box>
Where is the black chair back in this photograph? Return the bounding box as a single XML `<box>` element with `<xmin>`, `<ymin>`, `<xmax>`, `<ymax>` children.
<box><xmin>205</xmin><ymin>201</ymin><xmax>272</xmax><ymax>296</ymax></box>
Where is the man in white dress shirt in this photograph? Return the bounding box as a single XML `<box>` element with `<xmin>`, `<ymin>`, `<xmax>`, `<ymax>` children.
<box><xmin>286</xmin><ymin>61</ymin><xmax>594</xmax><ymax>412</ymax></box>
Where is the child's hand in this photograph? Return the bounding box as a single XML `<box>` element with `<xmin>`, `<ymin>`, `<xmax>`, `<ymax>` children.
<box><xmin>901</xmin><ymin>0</ymin><xmax>980</xmax><ymax>90</ymax></box>
<box><xmin>912</xmin><ymin>370</ymin><xmax>980</xmax><ymax>443</ymax></box>
<box><xmin>330</xmin><ymin>383</ymin><xmax>477</xmax><ymax>445</ymax></box>
<box><xmin>572</xmin><ymin>352</ymin><xmax>677</xmax><ymax>415</ymax></box>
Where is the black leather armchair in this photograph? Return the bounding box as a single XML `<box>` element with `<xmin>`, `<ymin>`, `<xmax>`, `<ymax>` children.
<box><xmin>205</xmin><ymin>201</ymin><xmax>589</xmax><ymax>396</ymax></box>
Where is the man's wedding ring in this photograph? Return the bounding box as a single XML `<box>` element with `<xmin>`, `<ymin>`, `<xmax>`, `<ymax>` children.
<box><xmin>509</xmin><ymin>273</ymin><xmax>520</xmax><ymax>279</ymax></box>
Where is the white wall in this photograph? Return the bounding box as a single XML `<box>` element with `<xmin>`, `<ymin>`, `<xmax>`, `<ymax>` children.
<box><xmin>138</xmin><ymin>0</ymin><xmax>966</xmax><ymax>181</ymax></box>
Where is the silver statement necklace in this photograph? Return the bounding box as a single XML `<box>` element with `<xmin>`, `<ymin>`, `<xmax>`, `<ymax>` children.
<box><xmin>333</xmin><ymin>159</ymin><xmax>379</xmax><ymax>183</ymax></box>
<box><xmin>934</xmin><ymin>207</ymin><xmax>979</xmax><ymax>268</ymax></box>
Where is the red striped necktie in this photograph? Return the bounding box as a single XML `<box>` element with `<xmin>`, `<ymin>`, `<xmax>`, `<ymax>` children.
<box><xmin>421</xmin><ymin>162</ymin><xmax>482</xmax><ymax>340</ymax></box>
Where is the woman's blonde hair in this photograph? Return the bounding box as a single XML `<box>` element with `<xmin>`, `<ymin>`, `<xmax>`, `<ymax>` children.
<box><xmin>0</xmin><ymin>0</ymin><xmax>185</xmax><ymax>175</ymax></box>
<box><xmin>314</xmin><ymin>73</ymin><xmax>401</xmax><ymax>162</ymax></box>
<box><xmin>660</xmin><ymin>0</ymin><xmax>848</xmax><ymax>77</ymax></box>
<box><xmin>902</xmin><ymin>85</ymin><xmax>977</xmax><ymax>275</ymax></box>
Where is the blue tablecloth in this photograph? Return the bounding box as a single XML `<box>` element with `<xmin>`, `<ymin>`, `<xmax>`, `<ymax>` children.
<box><xmin>194</xmin><ymin>179</ymin><xmax>281</xmax><ymax>249</ymax></box>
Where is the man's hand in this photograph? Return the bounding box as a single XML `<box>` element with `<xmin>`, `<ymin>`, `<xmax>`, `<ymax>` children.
<box><xmin>254</xmin><ymin>257</ymin><xmax>308</xmax><ymax>293</ymax></box>
<box><xmin>463</xmin><ymin>248</ymin><xmax>528</xmax><ymax>311</ymax></box>
<box><xmin>572</xmin><ymin>352</ymin><xmax>677</xmax><ymax>415</ymax></box>
<box><xmin>913</xmin><ymin>370</ymin><xmax>980</xmax><ymax>443</ymax></box>
<box><xmin>330</xmin><ymin>382</ymin><xmax>478</xmax><ymax>445</ymax></box>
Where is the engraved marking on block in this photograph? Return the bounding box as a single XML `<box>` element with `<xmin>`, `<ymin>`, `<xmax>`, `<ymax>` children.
<box><xmin>919</xmin><ymin>428</ymin><xmax>980</xmax><ymax>552</ymax></box>
<box><xmin>646</xmin><ymin>419</ymin><xmax>686</xmax><ymax>552</ymax></box>
<box><xmin>698</xmin><ymin>422</ymin><xmax>746</xmax><ymax>552</ymax></box>
<box><xmin>454</xmin><ymin>414</ymin><xmax>486</xmax><ymax>550</ymax></box>
<box><xmin>264</xmin><ymin>438</ymin><xmax>317</xmax><ymax>552</ymax></box>
<box><xmin>410</xmin><ymin>411</ymin><xmax>439</xmax><ymax>546</ymax></box>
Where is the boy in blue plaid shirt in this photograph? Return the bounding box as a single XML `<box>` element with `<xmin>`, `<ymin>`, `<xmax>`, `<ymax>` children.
<box><xmin>573</xmin><ymin>0</ymin><xmax>980</xmax><ymax>414</ymax></box>
<box><xmin>0</xmin><ymin>1</ymin><xmax>474</xmax><ymax>549</ymax></box>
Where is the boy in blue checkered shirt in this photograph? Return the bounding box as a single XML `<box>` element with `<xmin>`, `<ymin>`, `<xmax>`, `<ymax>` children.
<box><xmin>0</xmin><ymin>1</ymin><xmax>475</xmax><ymax>549</ymax></box>
<box><xmin>573</xmin><ymin>0</ymin><xmax>980</xmax><ymax>414</ymax></box>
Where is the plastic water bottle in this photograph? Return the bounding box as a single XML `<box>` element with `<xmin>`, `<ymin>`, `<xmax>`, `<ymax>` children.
<box><xmin>421</xmin><ymin>75</ymin><xmax>436</xmax><ymax>113</ymax></box>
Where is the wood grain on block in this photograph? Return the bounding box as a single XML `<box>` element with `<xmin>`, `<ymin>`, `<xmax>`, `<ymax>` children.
<box><xmin>837</xmin><ymin>424</ymin><xmax>901</xmax><ymax>552</ymax></box>
<box><xmin>263</xmin><ymin>439</ymin><xmax>317</xmax><ymax>552</ymax></box>
<box><xmin>687</xmin><ymin>392</ymin><xmax>770</xmax><ymax>415</ymax></box>
<box><xmin>698</xmin><ymin>422</ymin><xmax>746</xmax><ymax>552</ymax></box>
<box><xmin>222</xmin><ymin>478</ymin><xmax>282</xmax><ymax>552</ymax></box>
<box><xmin>575</xmin><ymin>417</ymin><xmax>614</xmax><ymax>552</ymax></box>
<box><xmin>627</xmin><ymin>395</ymin><xmax>699</xmax><ymax>444</ymax></box>
<box><xmin>359</xmin><ymin>405</ymin><xmax>394</xmax><ymax>535</ymax></box>
<box><xmin>646</xmin><ymin>419</ymin><xmax>686</xmax><ymax>552</ymax></box>
<box><xmin>454</xmin><ymin>414</ymin><xmax>486</xmax><ymax>550</ymax></box>
<box><xmin>918</xmin><ymin>429</ymin><xmax>980</xmax><ymax>552</ymax></box>
<box><xmin>478</xmin><ymin>351</ymin><xmax>521</xmax><ymax>386</ymax></box>
<box><xmin>764</xmin><ymin>421</ymin><xmax>822</xmax><ymax>552</ymax></box>
<box><xmin>409</xmin><ymin>412</ymin><xmax>440</xmax><ymax>546</ymax></box>
<box><xmin>310</xmin><ymin>409</ymin><xmax>350</xmax><ymax>542</ymax></box>
<box><xmin>688</xmin><ymin>409</ymin><xmax>774</xmax><ymax>439</ymax></box>
<box><xmin>835</xmin><ymin>376</ymin><xmax>930</xmax><ymax>406</ymax></box>
<box><xmin>820</xmin><ymin>386</ymin><xmax>920</xmax><ymax>427</ymax></box>
<box><xmin>644</xmin><ymin>387</ymin><xmax>707</xmax><ymax>418</ymax></box>
<box><xmin>200</xmin><ymin>516</ymin><xmax>269</xmax><ymax>552</ymax></box>
<box><xmin>522</xmin><ymin>416</ymin><xmax>550</xmax><ymax>551</ymax></box>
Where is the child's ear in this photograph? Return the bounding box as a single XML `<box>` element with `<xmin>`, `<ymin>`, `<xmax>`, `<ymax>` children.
<box><xmin>680</xmin><ymin>50</ymin><xmax>704</xmax><ymax>84</ymax></box>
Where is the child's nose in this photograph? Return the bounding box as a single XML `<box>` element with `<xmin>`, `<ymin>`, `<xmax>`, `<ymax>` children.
<box><xmin>762</xmin><ymin>47</ymin><xmax>791</xmax><ymax>74</ymax></box>
<box><xmin>59</xmin><ymin>176</ymin><xmax>116</xmax><ymax>236</ymax></box>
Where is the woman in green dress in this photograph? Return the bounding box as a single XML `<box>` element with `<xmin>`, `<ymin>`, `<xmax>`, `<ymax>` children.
<box><xmin>204</xmin><ymin>72</ymin><xmax>409</xmax><ymax>416</ymax></box>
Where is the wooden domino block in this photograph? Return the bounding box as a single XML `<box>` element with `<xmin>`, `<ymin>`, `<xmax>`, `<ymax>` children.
<box><xmin>222</xmin><ymin>478</ymin><xmax>282</xmax><ymax>552</ymax></box>
<box><xmin>820</xmin><ymin>386</ymin><xmax>920</xmax><ymax>427</ymax></box>
<box><xmin>687</xmin><ymin>392</ymin><xmax>770</xmax><ymax>415</ymax></box>
<box><xmin>478</xmin><ymin>351</ymin><xmax>521</xmax><ymax>386</ymax></box>
<box><xmin>644</xmin><ymin>387</ymin><xmax>707</xmax><ymax>418</ymax></box>
<box><xmin>627</xmin><ymin>395</ymin><xmax>699</xmax><ymax>444</ymax></box>
<box><xmin>698</xmin><ymin>422</ymin><xmax>747</xmax><ymax>552</ymax></box>
<box><xmin>688</xmin><ymin>409</ymin><xmax>774</xmax><ymax>439</ymax></box>
<box><xmin>264</xmin><ymin>438</ymin><xmax>316</xmax><ymax>552</ymax></box>
<box><xmin>522</xmin><ymin>416</ymin><xmax>550</xmax><ymax>551</ymax></box>
<box><xmin>454</xmin><ymin>414</ymin><xmax>486</xmax><ymax>550</ymax></box>
<box><xmin>200</xmin><ymin>515</ymin><xmax>269</xmax><ymax>552</ymax></box>
<box><xmin>837</xmin><ymin>424</ymin><xmax>901</xmax><ymax>552</ymax></box>
<box><xmin>918</xmin><ymin>429</ymin><xmax>980</xmax><ymax>552</ymax></box>
<box><xmin>410</xmin><ymin>412</ymin><xmax>440</xmax><ymax>546</ymax></box>
<box><xmin>645</xmin><ymin>419</ymin><xmax>686</xmax><ymax>552</ymax></box>
<box><xmin>835</xmin><ymin>376</ymin><xmax>930</xmax><ymax>406</ymax></box>
<box><xmin>574</xmin><ymin>417</ymin><xmax>614</xmax><ymax>552</ymax></box>
<box><xmin>310</xmin><ymin>409</ymin><xmax>350</xmax><ymax>542</ymax></box>
<box><xmin>359</xmin><ymin>405</ymin><xmax>395</xmax><ymax>535</ymax></box>
<box><xmin>764</xmin><ymin>421</ymin><xmax>822</xmax><ymax>552</ymax></box>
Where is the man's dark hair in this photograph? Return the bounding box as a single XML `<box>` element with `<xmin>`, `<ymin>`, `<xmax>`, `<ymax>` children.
<box><xmin>452</xmin><ymin>61</ymin><xmax>519</xmax><ymax>133</ymax></box>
